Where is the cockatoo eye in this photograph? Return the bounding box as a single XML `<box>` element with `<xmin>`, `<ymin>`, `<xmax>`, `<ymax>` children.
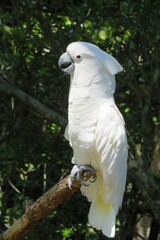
<box><xmin>76</xmin><ymin>55</ymin><xmax>81</xmax><ymax>59</ymax></box>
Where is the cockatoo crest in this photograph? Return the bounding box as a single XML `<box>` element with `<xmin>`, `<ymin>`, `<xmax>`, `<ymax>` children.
<box><xmin>59</xmin><ymin>42</ymin><xmax>122</xmax><ymax>97</ymax></box>
<box><xmin>67</xmin><ymin>42</ymin><xmax>123</xmax><ymax>75</ymax></box>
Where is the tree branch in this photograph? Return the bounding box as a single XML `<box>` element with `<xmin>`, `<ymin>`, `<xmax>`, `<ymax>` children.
<box><xmin>128</xmin><ymin>161</ymin><xmax>160</xmax><ymax>224</ymax></box>
<box><xmin>0</xmin><ymin>173</ymin><xmax>92</xmax><ymax>240</ymax></box>
<box><xmin>128</xmin><ymin>135</ymin><xmax>160</xmax><ymax>224</ymax></box>
<box><xmin>0</xmin><ymin>81</ymin><xmax>67</xmax><ymax>127</ymax></box>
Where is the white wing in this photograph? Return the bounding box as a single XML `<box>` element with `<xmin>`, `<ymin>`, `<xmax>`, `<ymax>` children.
<box><xmin>95</xmin><ymin>99</ymin><xmax>128</xmax><ymax>213</ymax></box>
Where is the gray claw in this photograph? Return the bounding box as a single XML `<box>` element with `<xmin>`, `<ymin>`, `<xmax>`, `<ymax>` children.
<box><xmin>69</xmin><ymin>165</ymin><xmax>97</xmax><ymax>188</ymax></box>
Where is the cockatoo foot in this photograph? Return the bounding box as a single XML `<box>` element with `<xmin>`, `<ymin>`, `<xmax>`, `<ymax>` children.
<box><xmin>68</xmin><ymin>165</ymin><xmax>96</xmax><ymax>189</ymax></box>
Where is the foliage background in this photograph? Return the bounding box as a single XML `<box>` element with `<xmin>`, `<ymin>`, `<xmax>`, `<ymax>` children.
<box><xmin>0</xmin><ymin>0</ymin><xmax>160</xmax><ymax>239</ymax></box>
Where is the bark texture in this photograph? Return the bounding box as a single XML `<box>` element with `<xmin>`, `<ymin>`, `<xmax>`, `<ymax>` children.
<box><xmin>0</xmin><ymin>175</ymin><xmax>83</xmax><ymax>240</ymax></box>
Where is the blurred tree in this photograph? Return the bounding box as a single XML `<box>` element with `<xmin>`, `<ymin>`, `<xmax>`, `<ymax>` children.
<box><xmin>0</xmin><ymin>0</ymin><xmax>160</xmax><ymax>239</ymax></box>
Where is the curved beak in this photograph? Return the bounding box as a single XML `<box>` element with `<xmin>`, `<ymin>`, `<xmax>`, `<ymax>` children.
<box><xmin>58</xmin><ymin>52</ymin><xmax>75</xmax><ymax>74</ymax></box>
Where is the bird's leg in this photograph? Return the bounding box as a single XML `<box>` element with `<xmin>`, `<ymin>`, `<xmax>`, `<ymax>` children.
<box><xmin>68</xmin><ymin>165</ymin><xmax>97</xmax><ymax>189</ymax></box>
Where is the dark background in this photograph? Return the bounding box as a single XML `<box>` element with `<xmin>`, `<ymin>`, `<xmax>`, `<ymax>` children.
<box><xmin>0</xmin><ymin>0</ymin><xmax>160</xmax><ymax>239</ymax></box>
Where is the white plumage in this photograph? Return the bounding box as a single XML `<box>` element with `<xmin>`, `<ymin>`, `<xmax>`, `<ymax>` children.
<box><xmin>58</xmin><ymin>42</ymin><xmax>128</xmax><ymax>238</ymax></box>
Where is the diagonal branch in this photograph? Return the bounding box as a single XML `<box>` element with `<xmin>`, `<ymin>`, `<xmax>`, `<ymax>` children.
<box><xmin>128</xmin><ymin>133</ymin><xmax>160</xmax><ymax>223</ymax></box>
<box><xmin>128</xmin><ymin>161</ymin><xmax>160</xmax><ymax>224</ymax></box>
<box><xmin>0</xmin><ymin>174</ymin><xmax>85</xmax><ymax>240</ymax></box>
<box><xmin>0</xmin><ymin>81</ymin><xmax>67</xmax><ymax>127</ymax></box>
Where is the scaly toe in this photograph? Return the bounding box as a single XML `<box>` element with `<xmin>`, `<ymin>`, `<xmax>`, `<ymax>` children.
<box><xmin>68</xmin><ymin>165</ymin><xmax>80</xmax><ymax>189</ymax></box>
<box><xmin>77</xmin><ymin>165</ymin><xmax>97</xmax><ymax>186</ymax></box>
<box><xmin>68</xmin><ymin>165</ymin><xmax>97</xmax><ymax>188</ymax></box>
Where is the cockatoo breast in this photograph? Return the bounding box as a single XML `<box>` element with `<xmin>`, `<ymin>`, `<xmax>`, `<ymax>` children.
<box><xmin>68</xmin><ymin>94</ymin><xmax>96</xmax><ymax>163</ymax></box>
<box><xmin>68</xmin><ymin>96</ymin><xmax>98</xmax><ymax>144</ymax></box>
<box><xmin>67</xmin><ymin>92</ymin><xmax>114</xmax><ymax>167</ymax></box>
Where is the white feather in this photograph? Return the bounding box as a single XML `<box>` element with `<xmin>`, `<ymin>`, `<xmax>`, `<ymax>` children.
<box><xmin>89</xmin><ymin>199</ymin><xmax>116</xmax><ymax>238</ymax></box>
<box><xmin>63</xmin><ymin>42</ymin><xmax>128</xmax><ymax>237</ymax></box>
<box><xmin>95</xmin><ymin>100</ymin><xmax>128</xmax><ymax>211</ymax></box>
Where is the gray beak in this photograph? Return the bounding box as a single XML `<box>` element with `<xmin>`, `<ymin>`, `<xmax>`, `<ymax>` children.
<box><xmin>58</xmin><ymin>52</ymin><xmax>75</xmax><ymax>74</ymax></box>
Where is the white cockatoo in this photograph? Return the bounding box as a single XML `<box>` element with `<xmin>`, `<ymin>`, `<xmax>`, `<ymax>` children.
<box><xmin>58</xmin><ymin>42</ymin><xmax>128</xmax><ymax>238</ymax></box>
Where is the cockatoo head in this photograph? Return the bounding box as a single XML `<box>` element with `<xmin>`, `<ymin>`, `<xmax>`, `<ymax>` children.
<box><xmin>58</xmin><ymin>42</ymin><xmax>122</xmax><ymax>95</ymax></box>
